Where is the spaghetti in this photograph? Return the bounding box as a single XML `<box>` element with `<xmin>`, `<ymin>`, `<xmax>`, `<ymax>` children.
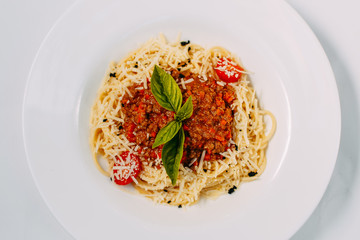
<box><xmin>90</xmin><ymin>34</ymin><xmax>276</xmax><ymax>206</ymax></box>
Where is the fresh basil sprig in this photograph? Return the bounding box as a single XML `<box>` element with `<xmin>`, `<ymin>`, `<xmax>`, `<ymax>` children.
<box><xmin>150</xmin><ymin>65</ymin><xmax>193</xmax><ymax>185</ymax></box>
<box><xmin>161</xmin><ymin>128</ymin><xmax>185</xmax><ymax>185</ymax></box>
<box><xmin>152</xmin><ymin>120</ymin><xmax>182</xmax><ymax>149</ymax></box>
<box><xmin>150</xmin><ymin>65</ymin><xmax>182</xmax><ymax>112</ymax></box>
<box><xmin>175</xmin><ymin>96</ymin><xmax>193</xmax><ymax>122</ymax></box>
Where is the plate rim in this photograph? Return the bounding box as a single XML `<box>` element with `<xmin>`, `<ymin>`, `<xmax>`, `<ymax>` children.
<box><xmin>22</xmin><ymin>0</ymin><xmax>341</xmax><ymax>239</ymax></box>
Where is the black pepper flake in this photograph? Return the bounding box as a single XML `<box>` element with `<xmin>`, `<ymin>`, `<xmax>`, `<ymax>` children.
<box><xmin>121</xmin><ymin>103</ymin><xmax>125</xmax><ymax>107</ymax></box>
<box><xmin>235</xmin><ymin>144</ymin><xmax>238</xmax><ymax>151</ymax></box>
<box><xmin>248</xmin><ymin>114</ymin><xmax>251</xmax><ymax>119</ymax></box>
<box><xmin>164</xmin><ymin>189</ymin><xmax>168</xmax><ymax>192</ymax></box>
<box><xmin>188</xmin><ymin>47</ymin><xmax>191</xmax><ymax>51</ymax></box>
<box><xmin>178</xmin><ymin>205</ymin><xmax>182</xmax><ymax>208</ymax></box>
<box><xmin>228</xmin><ymin>186</ymin><xmax>237</xmax><ymax>194</ymax></box>
<box><xmin>203</xmin><ymin>169</ymin><xmax>207</xmax><ymax>173</ymax></box>
<box><xmin>180</xmin><ymin>40</ymin><xmax>190</xmax><ymax>46</ymax></box>
<box><xmin>179</xmin><ymin>73</ymin><xmax>185</xmax><ymax>78</ymax></box>
<box><xmin>240</xmin><ymin>129</ymin><xmax>242</xmax><ymax>132</ymax></box>
<box><xmin>226</xmin><ymin>170</ymin><xmax>228</xmax><ymax>172</ymax></box>
<box><xmin>109</xmin><ymin>72</ymin><xmax>116</xmax><ymax>77</ymax></box>
<box><xmin>248</xmin><ymin>171</ymin><xmax>258</xmax><ymax>177</ymax></box>
<box><xmin>187</xmin><ymin>58</ymin><xmax>191</xmax><ymax>63</ymax></box>
<box><xmin>167</xmin><ymin>201</ymin><xmax>171</xmax><ymax>204</ymax></box>
<box><xmin>177</xmin><ymin>68</ymin><xmax>181</xmax><ymax>71</ymax></box>
<box><xmin>118</xmin><ymin>125</ymin><xmax>123</xmax><ymax>130</ymax></box>
<box><xmin>103</xmin><ymin>119</ymin><xmax>107</xmax><ymax>122</ymax></box>
<box><xmin>222</xmin><ymin>156</ymin><xmax>226</xmax><ymax>159</ymax></box>
<box><xmin>134</xmin><ymin>64</ymin><xmax>138</xmax><ymax>68</ymax></box>
<box><xmin>181</xmin><ymin>63</ymin><xmax>187</xmax><ymax>67</ymax></box>
<box><xmin>252</xmin><ymin>105</ymin><xmax>254</xmax><ymax>109</ymax></box>
<box><xmin>116</xmin><ymin>134</ymin><xmax>120</xmax><ymax>136</ymax></box>
<box><xmin>110</xmin><ymin>177</ymin><xmax>112</xmax><ymax>181</ymax></box>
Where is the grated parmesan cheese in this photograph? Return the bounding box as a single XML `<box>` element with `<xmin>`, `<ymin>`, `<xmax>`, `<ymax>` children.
<box><xmin>216</xmin><ymin>81</ymin><xmax>226</xmax><ymax>86</ymax></box>
<box><xmin>188</xmin><ymin>158</ymin><xmax>197</xmax><ymax>167</ymax></box>
<box><xmin>90</xmin><ymin>34</ymin><xmax>275</xmax><ymax>207</ymax></box>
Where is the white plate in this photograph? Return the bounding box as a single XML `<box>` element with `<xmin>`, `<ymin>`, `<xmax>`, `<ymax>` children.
<box><xmin>23</xmin><ymin>0</ymin><xmax>340</xmax><ymax>239</ymax></box>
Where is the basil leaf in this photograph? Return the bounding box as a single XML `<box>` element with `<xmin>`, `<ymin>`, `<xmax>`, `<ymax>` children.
<box><xmin>152</xmin><ymin>120</ymin><xmax>182</xmax><ymax>149</ymax></box>
<box><xmin>174</xmin><ymin>96</ymin><xmax>193</xmax><ymax>122</ymax></box>
<box><xmin>150</xmin><ymin>65</ymin><xmax>182</xmax><ymax>112</ymax></box>
<box><xmin>161</xmin><ymin>128</ymin><xmax>185</xmax><ymax>185</ymax></box>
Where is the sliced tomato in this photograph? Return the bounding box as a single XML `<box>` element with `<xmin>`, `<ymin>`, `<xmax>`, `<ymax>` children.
<box><xmin>215</xmin><ymin>57</ymin><xmax>244</xmax><ymax>83</ymax></box>
<box><xmin>112</xmin><ymin>151</ymin><xmax>141</xmax><ymax>185</ymax></box>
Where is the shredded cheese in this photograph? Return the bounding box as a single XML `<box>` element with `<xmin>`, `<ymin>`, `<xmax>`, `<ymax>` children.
<box><xmin>90</xmin><ymin>35</ymin><xmax>276</xmax><ymax>206</ymax></box>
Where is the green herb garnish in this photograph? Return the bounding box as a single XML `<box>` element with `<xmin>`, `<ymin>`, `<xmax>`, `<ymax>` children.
<box><xmin>175</xmin><ymin>96</ymin><xmax>193</xmax><ymax>122</ymax></box>
<box><xmin>161</xmin><ymin>128</ymin><xmax>185</xmax><ymax>185</ymax></box>
<box><xmin>150</xmin><ymin>65</ymin><xmax>193</xmax><ymax>185</ymax></box>
<box><xmin>152</xmin><ymin>120</ymin><xmax>182</xmax><ymax>148</ymax></box>
<box><xmin>150</xmin><ymin>65</ymin><xmax>182</xmax><ymax>112</ymax></box>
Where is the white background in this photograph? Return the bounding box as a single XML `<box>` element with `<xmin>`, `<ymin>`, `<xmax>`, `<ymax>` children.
<box><xmin>1</xmin><ymin>0</ymin><xmax>359</xmax><ymax>239</ymax></box>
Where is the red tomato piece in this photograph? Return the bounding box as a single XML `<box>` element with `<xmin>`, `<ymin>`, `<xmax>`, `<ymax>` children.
<box><xmin>215</xmin><ymin>135</ymin><xmax>225</xmax><ymax>142</ymax></box>
<box><xmin>125</xmin><ymin>122</ymin><xmax>136</xmax><ymax>142</ymax></box>
<box><xmin>112</xmin><ymin>152</ymin><xmax>141</xmax><ymax>185</ymax></box>
<box><xmin>223</xmin><ymin>92</ymin><xmax>235</xmax><ymax>103</ymax></box>
<box><xmin>180</xmin><ymin>153</ymin><xmax>187</xmax><ymax>163</ymax></box>
<box><xmin>215</xmin><ymin>57</ymin><xmax>244</xmax><ymax>83</ymax></box>
<box><xmin>150</xmin><ymin>151</ymin><xmax>157</xmax><ymax>159</ymax></box>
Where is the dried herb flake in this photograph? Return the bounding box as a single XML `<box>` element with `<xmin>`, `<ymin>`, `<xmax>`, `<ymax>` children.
<box><xmin>248</xmin><ymin>171</ymin><xmax>257</xmax><ymax>177</ymax></box>
<box><xmin>228</xmin><ymin>186</ymin><xmax>237</xmax><ymax>194</ymax></box>
<box><xmin>180</xmin><ymin>40</ymin><xmax>190</xmax><ymax>46</ymax></box>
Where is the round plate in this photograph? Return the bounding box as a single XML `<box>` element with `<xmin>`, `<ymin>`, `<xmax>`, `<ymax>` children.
<box><xmin>23</xmin><ymin>0</ymin><xmax>340</xmax><ymax>239</ymax></box>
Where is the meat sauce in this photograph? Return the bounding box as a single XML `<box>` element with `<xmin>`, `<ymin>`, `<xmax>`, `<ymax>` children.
<box><xmin>121</xmin><ymin>70</ymin><xmax>235</xmax><ymax>168</ymax></box>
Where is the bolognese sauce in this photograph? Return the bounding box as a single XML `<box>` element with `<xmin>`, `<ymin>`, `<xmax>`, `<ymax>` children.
<box><xmin>121</xmin><ymin>69</ymin><xmax>235</xmax><ymax>168</ymax></box>
<box><xmin>90</xmin><ymin>35</ymin><xmax>276</xmax><ymax>205</ymax></box>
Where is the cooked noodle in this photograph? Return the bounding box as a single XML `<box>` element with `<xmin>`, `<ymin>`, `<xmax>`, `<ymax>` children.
<box><xmin>90</xmin><ymin>34</ymin><xmax>276</xmax><ymax>206</ymax></box>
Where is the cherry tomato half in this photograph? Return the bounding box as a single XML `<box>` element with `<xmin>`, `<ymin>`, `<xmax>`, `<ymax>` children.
<box><xmin>215</xmin><ymin>57</ymin><xmax>244</xmax><ymax>83</ymax></box>
<box><xmin>112</xmin><ymin>151</ymin><xmax>141</xmax><ymax>185</ymax></box>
